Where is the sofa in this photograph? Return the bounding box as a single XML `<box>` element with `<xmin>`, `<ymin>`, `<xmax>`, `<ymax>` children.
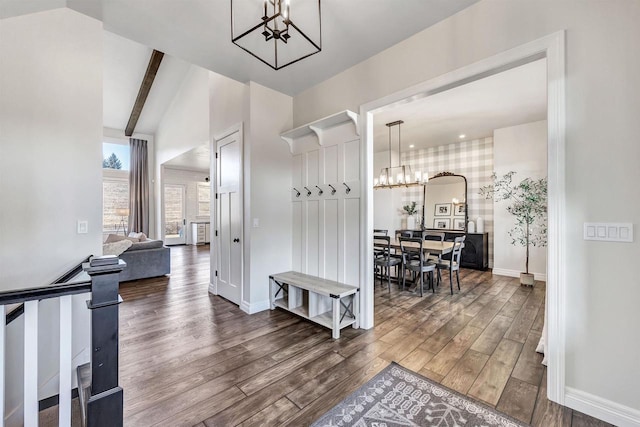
<box><xmin>103</xmin><ymin>235</ymin><xmax>171</xmax><ymax>282</ymax></box>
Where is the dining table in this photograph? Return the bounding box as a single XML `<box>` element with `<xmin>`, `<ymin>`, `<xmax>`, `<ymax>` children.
<box><xmin>388</xmin><ymin>238</ymin><xmax>455</xmax><ymax>257</ymax></box>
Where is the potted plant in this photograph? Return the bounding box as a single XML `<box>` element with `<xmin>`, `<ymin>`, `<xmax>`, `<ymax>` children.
<box><xmin>403</xmin><ymin>201</ymin><xmax>418</xmax><ymax>230</ymax></box>
<box><xmin>480</xmin><ymin>171</ymin><xmax>547</xmax><ymax>286</ymax></box>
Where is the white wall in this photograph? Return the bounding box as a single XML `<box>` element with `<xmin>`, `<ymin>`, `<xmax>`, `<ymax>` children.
<box><xmin>155</xmin><ymin>65</ymin><xmax>211</xmax><ymax>239</ymax></box>
<box><xmin>0</xmin><ymin>8</ymin><xmax>101</xmax><ymax>417</ymax></box>
<box><xmin>493</xmin><ymin>121</ymin><xmax>547</xmax><ymax>280</ymax></box>
<box><xmin>162</xmin><ymin>167</ymin><xmax>209</xmax><ymax>245</ymax></box>
<box><xmin>103</xmin><ymin>127</ymin><xmax>157</xmax><ymax>238</ymax></box>
<box><xmin>292</xmin><ymin>0</ymin><xmax>640</xmax><ymax>417</ymax></box>
<box><xmin>373</xmin><ymin>150</ymin><xmax>403</xmax><ymax>234</ymax></box>
<box><xmin>243</xmin><ymin>82</ymin><xmax>293</xmax><ymax>311</ymax></box>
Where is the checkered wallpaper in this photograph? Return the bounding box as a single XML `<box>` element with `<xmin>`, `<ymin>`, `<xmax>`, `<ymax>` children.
<box><xmin>401</xmin><ymin>137</ymin><xmax>494</xmax><ymax>267</ymax></box>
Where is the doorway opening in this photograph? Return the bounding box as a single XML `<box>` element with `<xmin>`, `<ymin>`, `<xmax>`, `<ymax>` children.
<box><xmin>361</xmin><ymin>32</ymin><xmax>566</xmax><ymax>404</ymax></box>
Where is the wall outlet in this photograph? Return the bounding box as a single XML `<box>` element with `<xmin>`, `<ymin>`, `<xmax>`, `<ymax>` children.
<box><xmin>253</xmin><ymin>218</ymin><xmax>260</xmax><ymax>228</ymax></box>
<box><xmin>584</xmin><ymin>222</ymin><xmax>633</xmax><ymax>242</ymax></box>
<box><xmin>77</xmin><ymin>220</ymin><xmax>88</xmax><ymax>234</ymax></box>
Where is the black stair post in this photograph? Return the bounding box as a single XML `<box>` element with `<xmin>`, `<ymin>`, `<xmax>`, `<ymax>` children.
<box><xmin>84</xmin><ymin>259</ymin><xmax>126</xmax><ymax>427</ymax></box>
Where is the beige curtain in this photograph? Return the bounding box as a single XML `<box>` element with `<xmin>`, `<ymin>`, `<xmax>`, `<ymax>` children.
<box><xmin>128</xmin><ymin>138</ymin><xmax>149</xmax><ymax>235</ymax></box>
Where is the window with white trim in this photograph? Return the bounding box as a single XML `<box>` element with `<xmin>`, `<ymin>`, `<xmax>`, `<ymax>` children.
<box><xmin>197</xmin><ymin>182</ymin><xmax>211</xmax><ymax>217</ymax></box>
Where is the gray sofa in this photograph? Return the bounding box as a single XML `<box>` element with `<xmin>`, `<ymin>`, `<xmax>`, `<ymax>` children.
<box><xmin>118</xmin><ymin>239</ymin><xmax>170</xmax><ymax>282</ymax></box>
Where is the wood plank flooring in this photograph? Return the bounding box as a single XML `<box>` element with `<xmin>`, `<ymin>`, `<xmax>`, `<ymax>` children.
<box><xmin>113</xmin><ymin>245</ymin><xmax>610</xmax><ymax>427</ymax></box>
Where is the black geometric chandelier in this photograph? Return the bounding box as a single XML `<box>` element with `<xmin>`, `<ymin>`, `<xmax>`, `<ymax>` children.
<box><xmin>231</xmin><ymin>0</ymin><xmax>322</xmax><ymax>70</ymax></box>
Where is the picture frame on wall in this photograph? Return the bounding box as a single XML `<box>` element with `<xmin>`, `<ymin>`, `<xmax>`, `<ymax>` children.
<box><xmin>434</xmin><ymin>218</ymin><xmax>451</xmax><ymax>229</ymax></box>
<box><xmin>453</xmin><ymin>203</ymin><xmax>466</xmax><ymax>215</ymax></box>
<box><xmin>453</xmin><ymin>218</ymin><xmax>466</xmax><ymax>230</ymax></box>
<box><xmin>434</xmin><ymin>203</ymin><xmax>451</xmax><ymax>216</ymax></box>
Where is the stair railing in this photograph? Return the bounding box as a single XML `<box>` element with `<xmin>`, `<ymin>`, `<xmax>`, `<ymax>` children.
<box><xmin>0</xmin><ymin>256</ymin><xmax>125</xmax><ymax>427</ymax></box>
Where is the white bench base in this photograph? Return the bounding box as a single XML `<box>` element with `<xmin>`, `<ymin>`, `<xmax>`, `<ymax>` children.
<box><xmin>269</xmin><ymin>271</ymin><xmax>359</xmax><ymax>339</ymax></box>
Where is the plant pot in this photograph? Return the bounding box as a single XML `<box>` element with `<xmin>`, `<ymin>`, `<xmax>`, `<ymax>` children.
<box><xmin>407</xmin><ymin>216</ymin><xmax>416</xmax><ymax>230</ymax></box>
<box><xmin>520</xmin><ymin>272</ymin><xmax>535</xmax><ymax>287</ymax></box>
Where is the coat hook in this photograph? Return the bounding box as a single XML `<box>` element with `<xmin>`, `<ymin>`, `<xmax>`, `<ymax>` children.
<box><xmin>315</xmin><ymin>185</ymin><xmax>323</xmax><ymax>196</ymax></box>
<box><xmin>304</xmin><ymin>186</ymin><xmax>312</xmax><ymax>197</ymax></box>
<box><xmin>293</xmin><ymin>187</ymin><xmax>301</xmax><ymax>198</ymax></box>
<box><xmin>343</xmin><ymin>182</ymin><xmax>351</xmax><ymax>194</ymax></box>
<box><xmin>328</xmin><ymin>184</ymin><xmax>336</xmax><ymax>195</ymax></box>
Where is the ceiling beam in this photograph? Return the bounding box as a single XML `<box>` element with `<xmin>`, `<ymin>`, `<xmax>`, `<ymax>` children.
<box><xmin>125</xmin><ymin>49</ymin><xmax>164</xmax><ymax>136</ymax></box>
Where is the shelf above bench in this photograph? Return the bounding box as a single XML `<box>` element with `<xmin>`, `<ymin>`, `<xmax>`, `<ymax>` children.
<box><xmin>280</xmin><ymin>110</ymin><xmax>359</xmax><ymax>154</ymax></box>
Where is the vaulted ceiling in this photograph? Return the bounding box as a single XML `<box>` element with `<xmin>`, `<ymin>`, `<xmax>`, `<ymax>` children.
<box><xmin>1</xmin><ymin>0</ymin><xmax>479</xmax><ymax>96</ymax></box>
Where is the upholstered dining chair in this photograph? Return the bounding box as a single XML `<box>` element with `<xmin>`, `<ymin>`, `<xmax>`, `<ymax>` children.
<box><xmin>436</xmin><ymin>235</ymin><xmax>466</xmax><ymax>295</ymax></box>
<box><xmin>399</xmin><ymin>237</ymin><xmax>437</xmax><ymax>297</ymax></box>
<box><xmin>374</xmin><ymin>236</ymin><xmax>401</xmax><ymax>293</ymax></box>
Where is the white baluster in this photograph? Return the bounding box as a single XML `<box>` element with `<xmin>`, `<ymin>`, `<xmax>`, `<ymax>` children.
<box><xmin>59</xmin><ymin>296</ymin><xmax>72</xmax><ymax>427</ymax></box>
<box><xmin>0</xmin><ymin>305</ymin><xmax>5</xmax><ymax>427</ymax></box>
<box><xmin>24</xmin><ymin>301</ymin><xmax>38</xmax><ymax>427</ymax></box>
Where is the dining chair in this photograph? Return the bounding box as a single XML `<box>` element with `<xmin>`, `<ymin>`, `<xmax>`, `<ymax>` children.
<box><xmin>395</xmin><ymin>230</ymin><xmax>414</xmax><ymax>240</ymax></box>
<box><xmin>373</xmin><ymin>229</ymin><xmax>388</xmax><ymax>235</ymax></box>
<box><xmin>373</xmin><ymin>236</ymin><xmax>401</xmax><ymax>293</ymax></box>
<box><xmin>399</xmin><ymin>237</ymin><xmax>437</xmax><ymax>297</ymax></box>
<box><xmin>436</xmin><ymin>235</ymin><xmax>466</xmax><ymax>295</ymax></box>
<box><xmin>423</xmin><ymin>232</ymin><xmax>445</xmax><ymax>263</ymax></box>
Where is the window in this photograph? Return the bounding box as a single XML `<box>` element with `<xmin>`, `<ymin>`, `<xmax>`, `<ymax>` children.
<box><xmin>102</xmin><ymin>142</ymin><xmax>130</xmax><ymax>170</ymax></box>
<box><xmin>102</xmin><ymin>141</ymin><xmax>130</xmax><ymax>237</ymax></box>
<box><xmin>197</xmin><ymin>182</ymin><xmax>211</xmax><ymax>217</ymax></box>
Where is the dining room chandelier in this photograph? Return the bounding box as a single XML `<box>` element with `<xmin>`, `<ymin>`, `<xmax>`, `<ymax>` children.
<box><xmin>231</xmin><ymin>0</ymin><xmax>322</xmax><ymax>70</ymax></box>
<box><xmin>374</xmin><ymin>120</ymin><xmax>428</xmax><ymax>189</ymax></box>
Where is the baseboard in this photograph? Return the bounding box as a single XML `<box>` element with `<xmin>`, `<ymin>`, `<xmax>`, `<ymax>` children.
<box><xmin>39</xmin><ymin>388</ymin><xmax>79</xmax><ymax>411</ymax></box>
<box><xmin>208</xmin><ymin>282</ymin><xmax>217</xmax><ymax>295</ymax></box>
<box><xmin>491</xmin><ymin>268</ymin><xmax>547</xmax><ymax>282</ymax></box>
<box><xmin>565</xmin><ymin>387</ymin><xmax>640</xmax><ymax>427</ymax></box>
<box><xmin>240</xmin><ymin>299</ymin><xmax>270</xmax><ymax>315</ymax></box>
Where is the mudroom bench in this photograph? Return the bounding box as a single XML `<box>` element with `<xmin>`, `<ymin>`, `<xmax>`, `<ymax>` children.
<box><xmin>269</xmin><ymin>271</ymin><xmax>359</xmax><ymax>339</ymax></box>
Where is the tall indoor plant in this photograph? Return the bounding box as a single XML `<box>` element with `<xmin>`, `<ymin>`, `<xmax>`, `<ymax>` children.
<box><xmin>480</xmin><ymin>171</ymin><xmax>547</xmax><ymax>286</ymax></box>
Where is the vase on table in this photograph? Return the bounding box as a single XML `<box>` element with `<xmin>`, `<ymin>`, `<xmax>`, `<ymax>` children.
<box><xmin>407</xmin><ymin>215</ymin><xmax>416</xmax><ymax>230</ymax></box>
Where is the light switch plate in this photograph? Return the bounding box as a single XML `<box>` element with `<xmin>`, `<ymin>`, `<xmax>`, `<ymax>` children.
<box><xmin>584</xmin><ymin>222</ymin><xmax>633</xmax><ymax>242</ymax></box>
<box><xmin>252</xmin><ymin>218</ymin><xmax>260</xmax><ymax>228</ymax></box>
<box><xmin>77</xmin><ymin>220</ymin><xmax>88</xmax><ymax>234</ymax></box>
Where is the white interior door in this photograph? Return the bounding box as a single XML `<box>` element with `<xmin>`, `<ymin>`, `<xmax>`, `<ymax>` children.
<box><xmin>164</xmin><ymin>184</ymin><xmax>187</xmax><ymax>245</ymax></box>
<box><xmin>216</xmin><ymin>130</ymin><xmax>242</xmax><ymax>305</ymax></box>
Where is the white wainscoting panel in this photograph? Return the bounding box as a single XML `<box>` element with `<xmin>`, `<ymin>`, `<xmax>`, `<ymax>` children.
<box><xmin>284</xmin><ymin>115</ymin><xmax>362</xmax><ymax>304</ymax></box>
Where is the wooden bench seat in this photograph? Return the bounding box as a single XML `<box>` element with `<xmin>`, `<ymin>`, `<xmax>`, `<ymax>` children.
<box><xmin>269</xmin><ymin>271</ymin><xmax>359</xmax><ymax>339</ymax></box>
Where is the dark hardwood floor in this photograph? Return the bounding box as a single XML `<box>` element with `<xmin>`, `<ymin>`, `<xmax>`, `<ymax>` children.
<box><xmin>111</xmin><ymin>245</ymin><xmax>610</xmax><ymax>427</ymax></box>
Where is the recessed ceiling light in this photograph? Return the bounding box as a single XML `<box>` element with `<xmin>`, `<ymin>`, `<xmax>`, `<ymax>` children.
<box><xmin>409</xmin><ymin>144</ymin><xmax>415</xmax><ymax>148</ymax></box>
<box><xmin>459</xmin><ymin>134</ymin><xmax>466</xmax><ymax>139</ymax></box>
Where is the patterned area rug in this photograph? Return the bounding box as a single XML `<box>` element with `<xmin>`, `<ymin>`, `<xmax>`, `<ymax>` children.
<box><xmin>311</xmin><ymin>362</ymin><xmax>528</xmax><ymax>427</ymax></box>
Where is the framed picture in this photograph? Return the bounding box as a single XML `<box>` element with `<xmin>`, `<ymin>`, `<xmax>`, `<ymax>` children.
<box><xmin>434</xmin><ymin>203</ymin><xmax>451</xmax><ymax>216</ymax></box>
<box><xmin>453</xmin><ymin>203</ymin><xmax>466</xmax><ymax>215</ymax></box>
<box><xmin>433</xmin><ymin>218</ymin><xmax>451</xmax><ymax>229</ymax></box>
<box><xmin>453</xmin><ymin>218</ymin><xmax>466</xmax><ymax>230</ymax></box>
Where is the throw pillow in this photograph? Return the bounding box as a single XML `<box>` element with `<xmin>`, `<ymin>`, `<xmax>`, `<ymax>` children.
<box><xmin>105</xmin><ymin>234</ymin><xmax>126</xmax><ymax>243</ymax></box>
<box><xmin>102</xmin><ymin>239</ymin><xmax>133</xmax><ymax>256</ymax></box>
<box><xmin>128</xmin><ymin>231</ymin><xmax>147</xmax><ymax>241</ymax></box>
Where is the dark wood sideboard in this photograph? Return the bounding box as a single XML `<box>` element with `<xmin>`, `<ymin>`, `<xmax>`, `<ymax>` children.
<box><xmin>397</xmin><ymin>230</ymin><xmax>489</xmax><ymax>271</ymax></box>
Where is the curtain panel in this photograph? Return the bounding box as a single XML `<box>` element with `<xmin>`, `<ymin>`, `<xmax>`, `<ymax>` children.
<box><xmin>128</xmin><ymin>138</ymin><xmax>149</xmax><ymax>235</ymax></box>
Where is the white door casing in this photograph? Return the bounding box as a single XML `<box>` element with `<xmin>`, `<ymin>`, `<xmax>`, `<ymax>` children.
<box><xmin>214</xmin><ymin>128</ymin><xmax>243</xmax><ymax>305</ymax></box>
<box><xmin>360</xmin><ymin>32</ymin><xmax>565</xmax><ymax>404</ymax></box>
